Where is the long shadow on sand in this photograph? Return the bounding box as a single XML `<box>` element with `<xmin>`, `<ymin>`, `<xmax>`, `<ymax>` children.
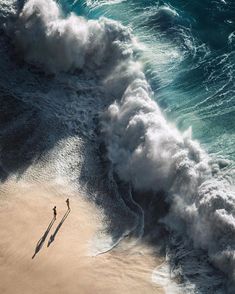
<box><xmin>32</xmin><ymin>217</ymin><xmax>56</xmax><ymax>259</ymax></box>
<box><xmin>47</xmin><ymin>209</ymin><xmax>70</xmax><ymax>247</ymax></box>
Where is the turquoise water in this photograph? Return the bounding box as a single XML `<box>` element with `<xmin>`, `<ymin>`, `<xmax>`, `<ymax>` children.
<box><xmin>0</xmin><ymin>1</ymin><xmax>235</xmax><ymax>292</ymax></box>
<box><xmin>61</xmin><ymin>0</ymin><xmax>235</xmax><ymax>162</ymax></box>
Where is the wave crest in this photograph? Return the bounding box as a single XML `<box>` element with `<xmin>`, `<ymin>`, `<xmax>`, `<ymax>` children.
<box><xmin>8</xmin><ymin>0</ymin><xmax>235</xmax><ymax>291</ymax></box>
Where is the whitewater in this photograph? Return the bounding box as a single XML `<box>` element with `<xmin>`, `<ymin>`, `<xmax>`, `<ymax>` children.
<box><xmin>0</xmin><ymin>0</ymin><xmax>235</xmax><ymax>293</ymax></box>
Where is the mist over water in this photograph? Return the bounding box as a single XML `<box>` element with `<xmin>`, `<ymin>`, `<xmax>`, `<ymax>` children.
<box><xmin>0</xmin><ymin>0</ymin><xmax>235</xmax><ymax>293</ymax></box>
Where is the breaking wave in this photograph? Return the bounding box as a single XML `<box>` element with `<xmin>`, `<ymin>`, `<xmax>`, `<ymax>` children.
<box><xmin>1</xmin><ymin>0</ymin><xmax>235</xmax><ymax>292</ymax></box>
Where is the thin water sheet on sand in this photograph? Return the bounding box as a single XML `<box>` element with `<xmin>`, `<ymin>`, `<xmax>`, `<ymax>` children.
<box><xmin>0</xmin><ymin>180</ymin><xmax>165</xmax><ymax>294</ymax></box>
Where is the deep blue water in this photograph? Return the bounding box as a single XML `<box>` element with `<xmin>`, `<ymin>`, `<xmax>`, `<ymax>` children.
<box><xmin>0</xmin><ymin>1</ymin><xmax>235</xmax><ymax>292</ymax></box>
<box><xmin>61</xmin><ymin>0</ymin><xmax>235</xmax><ymax>162</ymax></box>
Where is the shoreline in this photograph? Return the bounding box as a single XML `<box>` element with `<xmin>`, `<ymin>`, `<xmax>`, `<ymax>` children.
<box><xmin>0</xmin><ymin>179</ymin><xmax>164</xmax><ymax>294</ymax></box>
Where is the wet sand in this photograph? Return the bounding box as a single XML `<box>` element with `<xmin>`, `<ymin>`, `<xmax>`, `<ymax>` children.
<box><xmin>0</xmin><ymin>180</ymin><xmax>164</xmax><ymax>294</ymax></box>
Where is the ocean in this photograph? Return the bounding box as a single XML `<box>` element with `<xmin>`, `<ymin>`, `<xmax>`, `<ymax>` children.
<box><xmin>0</xmin><ymin>0</ymin><xmax>234</xmax><ymax>293</ymax></box>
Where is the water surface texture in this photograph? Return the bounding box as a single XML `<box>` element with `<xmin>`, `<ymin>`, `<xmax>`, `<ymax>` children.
<box><xmin>0</xmin><ymin>0</ymin><xmax>234</xmax><ymax>293</ymax></box>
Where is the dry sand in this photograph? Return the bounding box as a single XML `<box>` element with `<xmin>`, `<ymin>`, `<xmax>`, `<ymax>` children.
<box><xmin>0</xmin><ymin>180</ymin><xmax>164</xmax><ymax>294</ymax></box>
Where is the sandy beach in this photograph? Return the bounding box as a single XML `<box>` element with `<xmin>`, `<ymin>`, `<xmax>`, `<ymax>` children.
<box><xmin>0</xmin><ymin>180</ymin><xmax>164</xmax><ymax>294</ymax></box>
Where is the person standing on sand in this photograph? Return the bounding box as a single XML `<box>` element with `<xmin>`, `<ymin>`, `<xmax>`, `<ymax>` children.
<box><xmin>66</xmin><ymin>198</ymin><xmax>70</xmax><ymax>210</ymax></box>
<box><xmin>53</xmin><ymin>206</ymin><xmax>57</xmax><ymax>219</ymax></box>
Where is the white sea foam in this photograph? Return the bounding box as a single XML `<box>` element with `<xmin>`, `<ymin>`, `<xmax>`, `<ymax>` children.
<box><xmin>101</xmin><ymin>59</ymin><xmax>235</xmax><ymax>291</ymax></box>
<box><xmin>13</xmin><ymin>0</ymin><xmax>133</xmax><ymax>73</ymax></box>
<box><xmin>7</xmin><ymin>0</ymin><xmax>235</xmax><ymax>291</ymax></box>
<box><xmin>86</xmin><ymin>0</ymin><xmax>127</xmax><ymax>9</ymax></box>
<box><xmin>152</xmin><ymin>262</ymin><xmax>194</xmax><ymax>294</ymax></box>
<box><xmin>0</xmin><ymin>0</ymin><xmax>17</xmax><ymax>20</ymax></box>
